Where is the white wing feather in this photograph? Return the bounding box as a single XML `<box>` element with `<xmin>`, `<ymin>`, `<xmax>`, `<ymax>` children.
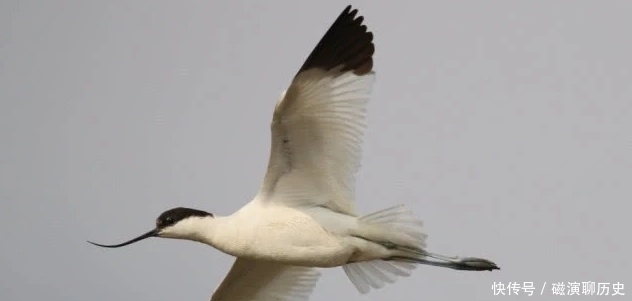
<box><xmin>213</xmin><ymin>7</ymin><xmax>376</xmax><ymax>300</ymax></box>
<box><xmin>211</xmin><ymin>258</ymin><xmax>321</xmax><ymax>301</ymax></box>
<box><xmin>255</xmin><ymin>6</ymin><xmax>374</xmax><ymax>215</ymax></box>
<box><xmin>256</xmin><ymin>68</ymin><xmax>374</xmax><ymax>214</ymax></box>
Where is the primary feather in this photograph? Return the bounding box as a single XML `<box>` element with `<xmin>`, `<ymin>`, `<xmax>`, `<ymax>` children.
<box><xmin>256</xmin><ymin>5</ymin><xmax>375</xmax><ymax>215</ymax></box>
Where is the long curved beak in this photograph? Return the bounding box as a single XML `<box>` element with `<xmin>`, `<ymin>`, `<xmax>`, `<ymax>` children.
<box><xmin>88</xmin><ymin>229</ymin><xmax>158</xmax><ymax>248</ymax></box>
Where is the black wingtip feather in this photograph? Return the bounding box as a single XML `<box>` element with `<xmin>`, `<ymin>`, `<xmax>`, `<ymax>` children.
<box><xmin>297</xmin><ymin>5</ymin><xmax>374</xmax><ymax>76</ymax></box>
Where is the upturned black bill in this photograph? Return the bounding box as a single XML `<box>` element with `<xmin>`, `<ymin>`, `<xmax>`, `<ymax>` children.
<box><xmin>87</xmin><ymin>229</ymin><xmax>158</xmax><ymax>248</ymax></box>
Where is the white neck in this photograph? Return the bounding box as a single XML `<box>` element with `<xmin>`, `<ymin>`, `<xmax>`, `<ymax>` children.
<box><xmin>193</xmin><ymin>215</ymin><xmax>242</xmax><ymax>256</ymax></box>
<box><xmin>162</xmin><ymin>215</ymin><xmax>233</xmax><ymax>250</ymax></box>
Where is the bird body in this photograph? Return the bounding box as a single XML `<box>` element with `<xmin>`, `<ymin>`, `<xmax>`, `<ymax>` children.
<box><xmin>89</xmin><ymin>5</ymin><xmax>500</xmax><ymax>300</ymax></box>
<box><xmin>184</xmin><ymin>202</ymin><xmax>357</xmax><ymax>268</ymax></box>
<box><xmin>165</xmin><ymin>200</ymin><xmax>425</xmax><ymax>268</ymax></box>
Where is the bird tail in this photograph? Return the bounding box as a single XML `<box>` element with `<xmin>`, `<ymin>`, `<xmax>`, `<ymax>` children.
<box><xmin>342</xmin><ymin>205</ymin><xmax>500</xmax><ymax>294</ymax></box>
<box><xmin>342</xmin><ymin>205</ymin><xmax>428</xmax><ymax>294</ymax></box>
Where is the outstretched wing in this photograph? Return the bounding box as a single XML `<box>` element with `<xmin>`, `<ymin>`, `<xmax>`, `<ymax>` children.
<box><xmin>211</xmin><ymin>258</ymin><xmax>321</xmax><ymax>301</ymax></box>
<box><xmin>256</xmin><ymin>5</ymin><xmax>375</xmax><ymax>215</ymax></box>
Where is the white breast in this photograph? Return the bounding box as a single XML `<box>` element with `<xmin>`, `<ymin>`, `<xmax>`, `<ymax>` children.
<box><xmin>221</xmin><ymin>203</ymin><xmax>356</xmax><ymax>267</ymax></box>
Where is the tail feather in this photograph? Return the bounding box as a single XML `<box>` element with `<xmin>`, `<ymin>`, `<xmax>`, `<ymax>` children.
<box><xmin>343</xmin><ymin>205</ymin><xmax>427</xmax><ymax>294</ymax></box>
<box><xmin>343</xmin><ymin>260</ymin><xmax>412</xmax><ymax>294</ymax></box>
<box><xmin>357</xmin><ymin>204</ymin><xmax>427</xmax><ymax>249</ymax></box>
<box><xmin>343</xmin><ymin>263</ymin><xmax>370</xmax><ymax>294</ymax></box>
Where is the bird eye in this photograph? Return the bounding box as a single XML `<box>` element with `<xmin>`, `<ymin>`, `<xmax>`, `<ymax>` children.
<box><xmin>165</xmin><ymin>217</ymin><xmax>174</xmax><ymax>225</ymax></box>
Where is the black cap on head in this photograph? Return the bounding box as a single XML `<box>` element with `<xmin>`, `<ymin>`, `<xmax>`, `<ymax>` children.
<box><xmin>87</xmin><ymin>207</ymin><xmax>213</xmax><ymax>249</ymax></box>
<box><xmin>156</xmin><ymin>207</ymin><xmax>213</xmax><ymax>229</ymax></box>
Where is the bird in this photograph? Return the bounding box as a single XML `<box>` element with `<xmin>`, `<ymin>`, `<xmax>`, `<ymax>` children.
<box><xmin>89</xmin><ymin>5</ymin><xmax>500</xmax><ymax>300</ymax></box>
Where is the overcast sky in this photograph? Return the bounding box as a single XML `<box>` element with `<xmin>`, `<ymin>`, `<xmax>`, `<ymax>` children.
<box><xmin>1</xmin><ymin>1</ymin><xmax>630</xmax><ymax>300</ymax></box>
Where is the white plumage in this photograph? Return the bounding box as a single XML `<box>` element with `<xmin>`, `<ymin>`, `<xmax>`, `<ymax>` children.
<box><xmin>89</xmin><ymin>5</ymin><xmax>500</xmax><ymax>301</ymax></box>
<box><xmin>259</xmin><ymin>67</ymin><xmax>373</xmax><ymax>214</ymax></box>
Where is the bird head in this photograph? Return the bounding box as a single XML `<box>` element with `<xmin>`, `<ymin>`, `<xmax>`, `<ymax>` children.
<box><xmin>88</xmin><ymin>207</ymin><xmax>214</xmax><ymax>248</ymax></box>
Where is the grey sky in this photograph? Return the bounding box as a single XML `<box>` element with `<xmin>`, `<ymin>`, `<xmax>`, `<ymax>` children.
<box><xmin>1</xmin><ymin>1</ymin><xmax>630</xmax><ymax>300</ymax></box>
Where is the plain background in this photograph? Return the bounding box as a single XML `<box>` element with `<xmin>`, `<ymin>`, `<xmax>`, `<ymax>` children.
<box><xmin>1</xmin><ymin>1</ymin><xmax>630</xmax><ymax>300</ymax></box>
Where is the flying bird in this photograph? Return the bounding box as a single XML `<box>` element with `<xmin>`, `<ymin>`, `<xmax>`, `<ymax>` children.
<box><xmin>89</xmin><ymin>5</ymin><xmax>500</xmax><ymax>300</ymax></box>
